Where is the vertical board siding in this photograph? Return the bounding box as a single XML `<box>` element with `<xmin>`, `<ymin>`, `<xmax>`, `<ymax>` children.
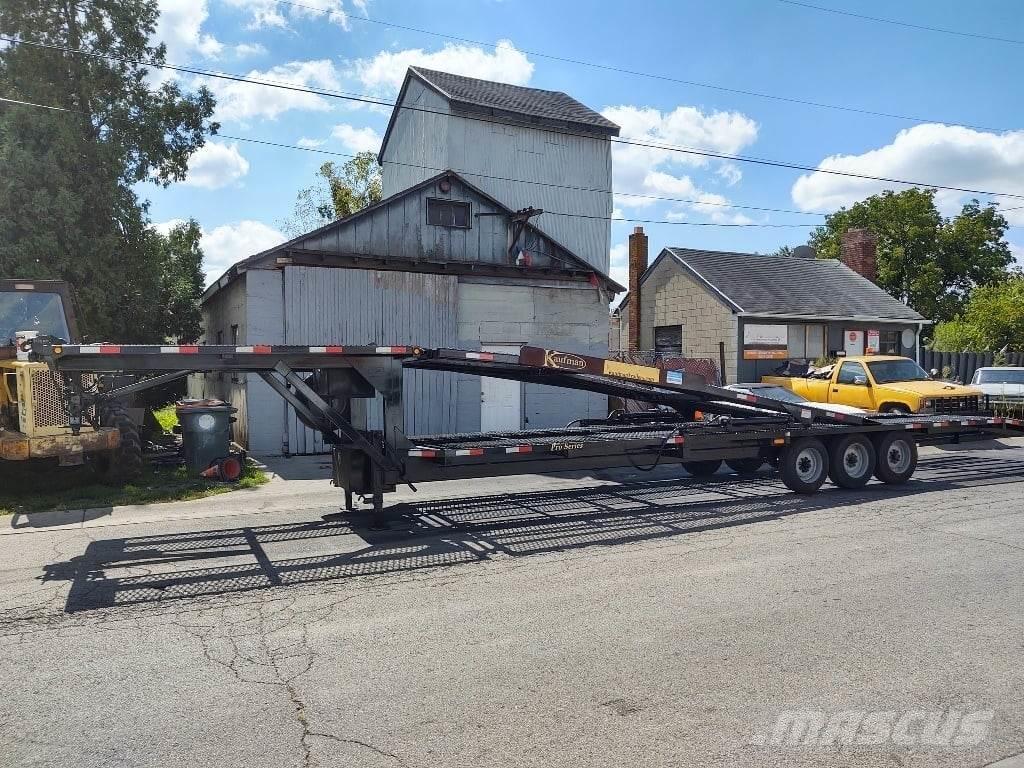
<box><xmin>283</xmin><ymin>266</ymin><xmax>458</xmax><ymax>454</ymax></box>
<box><xmin>381</xmin><ymin>82</ymin><xmax>612</xmax><ymax>273</ymax></box>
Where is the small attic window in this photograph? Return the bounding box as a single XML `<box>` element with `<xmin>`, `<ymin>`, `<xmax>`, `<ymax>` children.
<box><xmin>427</xmin><ymin>198</ymin><xmax>471</xmax><ymax>228</ymax></box>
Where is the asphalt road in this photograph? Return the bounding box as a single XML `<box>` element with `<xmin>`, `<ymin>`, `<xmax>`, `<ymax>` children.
<box><xmin>2</xmin><ymin>441</ymin><xmax>1024</xmax><ymax>768</ymax></box>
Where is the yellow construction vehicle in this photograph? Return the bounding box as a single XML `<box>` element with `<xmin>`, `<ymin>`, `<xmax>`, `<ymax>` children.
<box><xmin>1</xmin><ymin>279</ymin><xmax>141</xmax><ymax>481</ymax></box>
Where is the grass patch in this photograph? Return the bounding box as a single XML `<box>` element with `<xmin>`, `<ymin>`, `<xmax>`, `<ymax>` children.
<box><xmin>153</xmin><ymin>404</ymin><xmax>179</xmax><ymax>432</ymax></box>
<box><xmin>0</xmin><ymin>460</ymin><xmax>268</xmax><ymax>516</ymax></box>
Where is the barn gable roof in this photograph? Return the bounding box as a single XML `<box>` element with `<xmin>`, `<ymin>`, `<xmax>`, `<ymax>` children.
<box><xmin>378</xmin><ymin>67</ymin><xmax>619</xmax><ymax>163</ymax></box>
<box><xmin>202</xmin><ymin>170</ymin><xmax>623</xmax><ymax>303</ymax></box>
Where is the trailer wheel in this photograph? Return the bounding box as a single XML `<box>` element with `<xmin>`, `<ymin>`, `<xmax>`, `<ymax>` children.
<box><xmin>873</xmin><ymin>432</ymin><xmax>917</xmax><ymax>484</ymax></box>
<box><xmin>682</xmin><ymin>460</ymin><xmax>722</xmax><ymax>477</ymax></box>
<box><xmin>779</xmin><ymin>438</ymin><xmax>828</xmax><ymax>494</ymax></box>
<box><xmin>725</xmin><ymin>457</ymin><xmax>765</xmax><ymax>475</ymax></box>
<box><xmin>95</xmin><ymin>402</ymin><xmax>144</xmax><ymax>485</ymax></box>
<box><xmin>827</xmin><ymin>434</ymin><xmax>876</xmax><ymax>489</ymax></box>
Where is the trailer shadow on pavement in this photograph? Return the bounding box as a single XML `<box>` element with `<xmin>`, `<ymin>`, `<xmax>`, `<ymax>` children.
<box><xmin>42</xmin><ymin>452</ymin><xmax>1024</xmax><ymax>614</ymax></box>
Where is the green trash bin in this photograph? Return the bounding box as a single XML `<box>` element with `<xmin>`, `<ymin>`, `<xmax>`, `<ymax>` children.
<box><xmin>176</xmin><ymin>399</ymin><xmax>237</xmax><ymax>475</ymax></box>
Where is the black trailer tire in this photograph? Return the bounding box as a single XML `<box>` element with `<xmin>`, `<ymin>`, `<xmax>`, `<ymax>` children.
<box><xmin>95</xmin><ymin>402</ymin><xmax>144</xmax><ymax>485</ymax></box>
<box><xmin>779</xmin><ymin>437</ymin><xmax>829</xmax><ymax>494</ymax></box>
<box><xmin>682</xmin><ymin>460</ymin><xmax>722</xmax><ymax>477</ymax></box>
<box><xmin>873</xmin><ymin>432</ymin><xmax>918</xmax><ymax>484</ymax></box>
<box><xmin>725</xmin><ymin>457</ymin><xmax>765</xmax><ymax>475</ymax></box>
<box><xmin>828</xmin><ymin>434</ymin><xmax>877</xmax><ymax>489</ymax></box>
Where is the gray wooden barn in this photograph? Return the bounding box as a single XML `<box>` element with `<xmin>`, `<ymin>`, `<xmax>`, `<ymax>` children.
<box><xmin>197</xmin><ymin>170</ymin><xmax>623</xmax><ymax>455</ymax></box>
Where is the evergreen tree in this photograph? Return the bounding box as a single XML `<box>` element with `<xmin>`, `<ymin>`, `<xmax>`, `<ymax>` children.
<box><xmin>0</xmin><ymin>0</ymin><xmax>216</xmax><ymax>341</ymax></box>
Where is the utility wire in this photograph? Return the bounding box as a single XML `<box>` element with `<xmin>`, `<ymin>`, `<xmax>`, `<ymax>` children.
<box><xmin>0</xmin><ymin>95</ymin><xmax>816</xmax><ymax>227</ymax></box>
<box><xmin>4</xmin><ymin>35</ymin><xmax>1024</xmax><ymax>202</ymax></box>
<box><xmin>267</xmin><ymin>0</ymin><xmax>1016</xmax><ymax>133</ymax></box>
<box><xmin>220</xmin><ymin>133</ymin><xmax>828</xmax><ymax>217</ymax></box>
<box><xmin>778</xmin><ymin>0</ymin><xmax>1024</xmax><ymax>46</ymax></box>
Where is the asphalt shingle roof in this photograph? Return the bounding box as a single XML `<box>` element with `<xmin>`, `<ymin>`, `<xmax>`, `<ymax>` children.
<box><xmin>664</xmin><ymin>247</ymin><xmax>925</xmax><ymax>321</ymax></box>
<box><xmin>411</xmin><ymin>67</ymin><xmax>620</xmax><ymax>134</ymax></box>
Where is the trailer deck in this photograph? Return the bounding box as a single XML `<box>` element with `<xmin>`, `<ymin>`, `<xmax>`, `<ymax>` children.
<box><xmin>25</xmin><ymin>337</ymin><xmax>1024</xmax><ymax>524</ymax></box>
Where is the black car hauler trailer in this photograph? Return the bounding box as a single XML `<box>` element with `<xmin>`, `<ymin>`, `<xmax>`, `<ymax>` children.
<box><xmin>27</xmin><ymin>338</ymin><xmax>1024</xmax><ymax>525</ymax></box>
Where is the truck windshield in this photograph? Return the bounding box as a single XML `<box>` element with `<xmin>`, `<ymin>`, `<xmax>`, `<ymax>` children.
<box><xmin>975</xmin><ymin>369</ymin><xmax>1024</xmax><ymax>385</ymax></box>
<box><xmin>0</xmin><ymin>291</ymin><xmax>71</xmax><ymax>345</ymax></box>
<box><xmin>866</xmin><ymin>359</ymin><xmax>930</xmax><ymax>384</ymax></box>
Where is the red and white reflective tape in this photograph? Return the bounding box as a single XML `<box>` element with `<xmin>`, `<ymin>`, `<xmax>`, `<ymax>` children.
<box><xmin>376</xmin><ymin>345</ymin><xmax>408</xmax><ymax>354</ymax></box>
<box><xmin>735</xmin><ymin>393</ymin><xmax>756</xmax><ymax>402</ymax></box>
<box><xmin>454</xmin><ymin>448</ymin><xmax>484</xmax><ymax>456</ymax></box>
<box><xmin>308</xmin><ymin>346</ymin><xmax>344</xmax><ymax>354</ymax></box>
<box><xmin>504</xmin><ymin>445</ymin><xmax>533</xmax><ymax>454</ymax></box>
<box><xmin>157</xmin><ymin>345</ymin><xmax>199</xmax><ymax>354</ymax></box>
<box><xmin>666</xmin><ymin>435</ymin><xmax>685</xmax><ymax>445</ymax></box>
<box><xmin>77</xmin><ymin>345</ymin><xmax>120</xmax><ymax>354</ymax></box>
<box><xmin>465</xmin><ymin>352</ymin><xmax>495</xmax><ymax>361</ymax></box>
<box><xmin>234</xmin><ymin>345</ymin><xmax>272</xmax><ymax>354</ymax></box>
<box><xmin>408</xmin><ymin>449</ymin><xmax>438</xmax><ymax>458</ymax></box>
<box><xmin>905</xmin><ymin>422</ymin><xmax>926</xmax><ymax>430</ymax></box>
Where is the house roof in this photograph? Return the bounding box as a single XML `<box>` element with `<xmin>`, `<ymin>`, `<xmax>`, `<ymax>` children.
<box><xmin>202</xmin><ymin>169</ymin><xmax>624</xmax><ymax>304</ymax></box>
<box><xmin>379</xmin><ymin>67</ymin><xmax>619</xmax><ymax>163</ymax></box>
<box><xmin>615</xmin><ymin>247</ymin><xmax>926</xmax><ymax>322</ymax></box>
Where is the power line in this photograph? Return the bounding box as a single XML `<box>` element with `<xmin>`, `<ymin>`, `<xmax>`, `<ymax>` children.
<box><xmin>0</xmin><ymin>95</ymin><xmax>816</xmax><ymax>228</ymax></box>
<box><xmin>4</xmin><ymin>35</ymin><xmax>1024</xmax><ymax>203</ymax></box>
<box><xmin>220</xmin><ymin>133</ymin><xmax>828</xmax><ymax>218</ymax></box>
<box><xmin>778</xmin><ymin>0</ymin><xmax>1024</xmax><ymax>46</ymax></box>
<box><xmin>267</xmin><ymin>0</ymin><xmax>1016</xmax><ymax>133</ymax></box>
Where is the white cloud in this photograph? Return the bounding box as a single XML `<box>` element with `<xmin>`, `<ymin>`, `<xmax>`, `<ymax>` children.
<box><xmin>1010</xmin><ymin>241</ymin><xmax>1024</xmax><ymax>267</ymax></box>
<box><xmin>233</xmin><ymin>42</ymin><xmax>267</xmax><ymax>58</ymax></box>
<box><xmin>354</xmin><ymin>40</ymin><xmax>534</xmax><ymax>94</ymax></box>
<box><xmin>600</xmin><ymin>104</ymin><xmax>758</xmax><ymax>226</ymax></box>
<box><xmin>716</xmin><ymin>162</ymin><xmax>742</xmax><ymax>186</ymax></box>
<box><xmin>297</xmin><ymin>137</ymin><xmax>327</xmax><ymax>149</ymax></box>
<box><xmin>182</xmin><ymin>142</ymin><xmax>250</xmax><ymax>189</ymax></box>
<box><xmin>151</xmin><ymin>219</ymin><xmax>284</xmax><ymax>284</ymax></box>
<box><xmin>791</xmin><ymin>124</ymin><xmax>1024</xmax><ymax>224</ymax></box>
<box><xmin>330</xmin><ymin>124</ymin><xmax>382</xmax><ymax>154</ymax></box>
<box><xmin>153</xmin><ymin>218</ymin><xmax>186</xmax><ymax>236</ymax></box>
<box><xmin>226</xmin><ymin>0</ymin><xmax>354</xmax><ymax>30</ymax></box>
<box><xmin>609</xmin><ymin>242</ymin><xmax>629</xmax><ymax>299</ymax></box>
<box><xmin>156</xmin><ymin>0</ymin><xmax>223</xmax><ymax>59</ymax></box>
<box><xmin>205</xmin><ymin>60</ymin><xmax>343</xmax><ymax>122</ymax></box>
<box><xmin>201</xmin><ymin>221</ymin><xmax>286</xmax><ymax>282</ymax></box>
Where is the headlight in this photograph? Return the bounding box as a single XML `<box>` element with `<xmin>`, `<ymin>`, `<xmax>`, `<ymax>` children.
<box><xmin>922</xmin><ymin>398</ymin><xmax>934</xmax><ymax>409</ymax></box>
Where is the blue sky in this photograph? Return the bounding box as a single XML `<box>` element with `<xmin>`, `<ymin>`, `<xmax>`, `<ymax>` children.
<box><xmin>147</xmin><ymin>0</ymin><xmax>1024</xmax><ymax>289</ymax></box>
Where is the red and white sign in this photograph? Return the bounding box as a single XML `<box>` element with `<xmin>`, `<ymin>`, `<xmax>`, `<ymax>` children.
<box><xmin>844</xmin><ymin>330</ymin><xmax>864</xmax><ymax>357</ymax></box>
<box><xmin>866</xmin><ymin>329</ymin><xmax>880</xmax><ymax>354</ymax></box>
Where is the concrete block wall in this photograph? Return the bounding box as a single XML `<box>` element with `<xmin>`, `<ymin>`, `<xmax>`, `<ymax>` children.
<box><xmin>638</xmin><ymin>261</ymin><xmax>738</xmax><ymax>383</ymax></box>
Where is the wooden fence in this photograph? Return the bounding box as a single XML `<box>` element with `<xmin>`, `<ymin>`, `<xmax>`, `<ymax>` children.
<box><xmin>920</xmin><ymin>349</ymin><xmax>1024</xmax><ymax>384</ymax></box>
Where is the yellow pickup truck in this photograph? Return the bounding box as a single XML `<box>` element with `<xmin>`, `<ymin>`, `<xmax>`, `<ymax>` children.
<box><xmin>761</xmin><ymin>355</ymin><xmax>982</xmax><ymax>414</ymax></box>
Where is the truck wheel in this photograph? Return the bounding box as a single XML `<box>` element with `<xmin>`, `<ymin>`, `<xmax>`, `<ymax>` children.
<box><xmin>828</xmin><ymin>434</ymin><xmax>876</xmax><ymax>489</ymax></box>
<box><xmin>682</xmin><ymin>460</ymin><xmax>722</xmax><ymax>477</ymax></box>
<box><xmin>881</xmin><ymin>404</ymin><xmax>911</xmax><ymax>415</ymax></box>
<box><xmin>873</xmin><ymin>432</ymin><xmax>917</xmax><ymax>484</ymax></box>
<box><xmin>779</xmin><ymin>438</ymin><xmax>828</xmax><ymax>494</ymax></box>
<box><xmin>725</xmin><ymin>457</ymin><xmax>765</xmax><ymax>475</ymax></box>
<box><xmin>95</xmin><ymin>402</ymin><xmax>144</xmax><ymax>485</ymax></box>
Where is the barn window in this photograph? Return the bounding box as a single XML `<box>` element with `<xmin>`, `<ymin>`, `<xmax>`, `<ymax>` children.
<box><xmin>427</xmin><ymin>198</ymin><xmax>471</xmax><ymax>228</ymax></box>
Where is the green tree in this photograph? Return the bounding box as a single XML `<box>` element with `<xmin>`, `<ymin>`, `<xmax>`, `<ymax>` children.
<box><xmin>157</xmin><ymin>220</ymin><xmax>206</xmax><ymax>343</ymax></box>
<box><xmin>0</xmin><ymin>0</ymin><xmax>216</xmax><ymax>342</ymax></box>
<box><xmin>808</xmin><ymin>189</ymin><xmax>1012</xmax><ymax>322</ymax></box>
<box><xmin>280</xmin><ymin>153</ymin><xmax>383</xmax><ymax>236</ymax></box>
<box><xmin>932</xmin><ymin>275</ymin><xmax>1024</xmax><ymax>351</ymax></box>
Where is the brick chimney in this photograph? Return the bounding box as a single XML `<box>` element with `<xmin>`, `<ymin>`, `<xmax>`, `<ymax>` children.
<box><xmin>840</xmin><ymin>228</ymin><xmax>878</xmax><ymax>283</ymax></box>
<box><xmin>627</xmin><ymin>226</ymin><xmax>648</xmax><ymax>351</ymax></box>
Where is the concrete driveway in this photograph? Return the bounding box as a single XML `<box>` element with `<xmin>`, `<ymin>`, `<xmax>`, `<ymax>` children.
<box><xmin>2</xmin><ymin>440</ymin><xmax>1024</xmax><ymax>767</ymax></box>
